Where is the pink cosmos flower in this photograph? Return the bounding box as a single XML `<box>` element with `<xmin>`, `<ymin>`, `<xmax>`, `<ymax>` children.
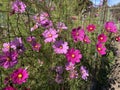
<box><xmin>80</xmin><ymin>66</ymin><xmax>89</xmax><ymax>80</ymax></box>
<box><xmin>0</xmin><ymin>51</ymin><xmax>18</xmax><ymax>69</ymax></box>
<box><xmin>71</xmin><ymin>27</ymin><xmax>85</xmax><ymax>42</ymax></box>
<box><xmin>97</xmin><ymin>33</ymin><xmax>107</xmax><ymax>43</ymax></box>
<box><xmin>66</xmin><ymin>48</ymin><xmax>82</xmax><ymax>64</ymax></box>
<box><xmin>11</xmin><ymin>68</ymin><xmax>29</xmax><ymax>84</ymax></box>
<box><xmin>42</xmin><ymin>28</ymin><xmax>58</xmax><ymax>43</ymax></box>
<box><xmin>65</xmin><ymin>62</ymin><xmax>75</xmax><ymax>71</ymax></box>
<box><xmin>86</xmin><ymin>24</ymin><xmax>96</xmax><ymax>32</ymax></box>
<box><xmin>104</xmin><ymin>21</ymin><xmax>118</xmax><ymax>33</ymax></box>
<box><xmin>96</xmin><ymin>43</ymin><xmax>106</xmax><ymax>55</ymax></box>
<box><xmin>69</xmin><ymin>70</ymin><xmax>78</xmax><ymax>79</ymax></box>
<box><xmin>2</xmin><ymin>86</ymin><xmax>16</xmax><ymax>90</ymax></box>
<box><xmin>83</xmin><ymin>35</ymin><xmax>91</xmax><ymax>44</ymax></box>
<box><xmin>12</xmin><ymin>0</ymin><xmax>26</xmax><ymax>13</ymax></box>
<box><xmin>2</xmin><ymin>42</ymin><xmax>11</xmax><ymax>52</ymax></box>
<box><xmin>52</xmin><ymin>40</ymin><xmax>69</xmax><ymax>54</ymax></box>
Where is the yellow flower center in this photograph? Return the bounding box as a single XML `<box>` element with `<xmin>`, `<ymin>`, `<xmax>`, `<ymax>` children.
<box><xmin>84</xmin><ymin>39</ymin><xmax>87</xmax><ymax>42</ymax></box>
<box><xmin>90</xmin><ymin>27</ymin><xmax>93</xmax><ymax>30</ymax></box>
<box><xmin>48</xmin><ymin>34</ymin><xmax>52</xmax><ymax>37</ymax></box>
<box><xmin>71</xmin><ymin>54</ymin><xmax>75</xmax><ymax>58</ymax></box>
<box><xmin>18</xmin><ymin>74</ymin><xmax>22</xmax><ymax>78</ymax></box>
<box><xmin>107</xmin><ymin>27</ymin><xmax>110</xmax><ymax>30</ymax></box>
<box><xmin>116</xmin><ymin>37</ymin><xmax>118</xmax><ymax>41</ymax></box>
<box><xmin>100</xmin><ymin>37</ymin><xmax>103</xmax><ymax>40</ymax></box>
<box><xmin>59</xmin><ymin>45</ymin><xmax>63</xmax><ymax>49</ymax></box>
<box><xmin>97</xmin><ymin>47</ymin><xmax>101</xmax><ymax>51</ymax></box>
<box><xmin>76</xmin><ymin>32</ymin><xmax>79</xmax><ymax>36</ymax></box>
<box><xmin>7</xmin><ymin>45</ymin><xmax>10</xmax><ymax>49</ymax></box>
<box><xmin>6</xmin><ymin>57</ymin><xmax>10</xmax><ymax>61</ymax></box>
<box><xmin>35</xmin><ymin>45</ymin><xmax>38</xmax><ymax>48</ymax></box>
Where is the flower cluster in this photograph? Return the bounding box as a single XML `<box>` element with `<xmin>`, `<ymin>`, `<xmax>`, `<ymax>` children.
<box><xmin>27</xmin><ymin>36</ymin><xmax>41</xmax><ymax>52</ymax></box>
<box><xmin>71</xmin><ymin>26</ymin><xmax>91</xmax><ymax>44</ymax></box>
<box><xmin>0</xmin><ymin>37</ymin><xmax>25</xmax><ymax>69</ymax></box>
<box><xmin>12</xmin><ymin>0</ymin><xmax>26</xmax><ymax>13</ymax></box>
<box><xmin>55</xmin><ymin>66</ymin><xmax>64</xmax><ymax>84</ymax></box>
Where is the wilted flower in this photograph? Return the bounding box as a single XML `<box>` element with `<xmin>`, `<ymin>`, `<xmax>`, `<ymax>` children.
<box><xmin>66</xmin><ymin>48</ymin><xmax>82</xmax><ymax>64</ymax></box>
<box><xmin>11</xmin><ymin>37</ymin><xmax>25</xmax><ymax>54</ymax></box>
<box><xmin>97</xmin><ymin>33</ymin><xmax>107</xmax><ymax>43</ymax></box>
<box><xmin>56</xmin><ymin>22</ymin><xmax>68</xmax><ymax>30</ymax></box>
<box><xmin>42</xmin><ymin>28</ymin><xmax>58</xmax><ymax>43</ymax></box>
<box><xmin>80</xmin><ymin>66</ymin><xmax>89</xmax><ymax>80</ymax></box>
<box><xmin>55</xmin><ymin>66</ymin><xmax>63</xmax><ymax>74</ymax></box>
<box><xmin>65</xmin><ymin>62</ymin><xmax>75</xmax><ymax>71</ymax></box>
<box><xmin>71</xmin><ymin>27</ymin><xmax>85</xmax><ymax>42</ymax></box>
<box><xmin>12</xmin><ymin>0</ymin><xmax>26</xmax><ymax>13</ymax></box>
<box><xmin>87</xmin><ymin>24</ymin><xmax>96</xmax><ymax>32</ymax></box>
<box><xmin>55</xmin><ymin>74</ymin><xmax>63</xmax><ymax>84</ymax></box>
<box><xmin>96</xmin><ymin>43</ymin><xmax>106</xmax><ymax>55</ymax></box>
<box><xmin>11</xmin><ymin>68</ymin><xmax>29</xmax><ymax>84</ymax></box>
<box><xmin>52</xmin><ymin>40</ymin><xmax>69</xmax><ymax>54</ymax></box>
<box><xmin>69</xmin><ymin>70</ymin><xmax>78</xmax><ymax>79</ymax></box>
<box><xmin>104</xmin><ymin>21</ymin><xmax>118</xmax><ymax>33</ymax></box>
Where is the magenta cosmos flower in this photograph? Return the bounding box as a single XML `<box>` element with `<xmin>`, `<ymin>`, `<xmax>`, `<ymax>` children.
<box><xmin>96</xmin><ymin>43</ymin><xmax>106</xmax><ymax>55</ymax></box>
<box><xmin>86</xmin><ymin>24</ymin><xmax>96</xmax><ymax>32</ymax></box>
<box><xmin>71</xmin><ymin>27</ymin><xmax>85</xmax><ymax>42</ymax></box>
<box><xmin>2</xmin><ymin>86</ymin><xmax>17</xmax><ymax>90</ymax></box>
<box><xmin>83</xmin><ymin>35</ymin><xmax>91</xmax><ymax>44</ymax></box>
<box><xmin>52</xmin><ymin>40</ymin><xmax>69</xmax><ymax>54</ymax></box>
<box><xmin>11</xmin><ymin>68</ymin><xmax>29</xmax><ymax>84</ymax></box>
<box><xmin>104</xmin><ymin>21</ymin><xmax>118</xmax><ymax>33</ymax></box>
<box><xmin>80</xmin><ymin>66</ymin><xmax>89</xmax><ymax>80</ymax></box>
<box><xmin>12</xmin><ymin>0</ymin><xmax>26</xmax><ymax>13</ymax></box>
<box><xmin>66</xmin><ymin>48</ymin><xmax>82</xmax><ymax>64</ymax></box>
<box><xmin>31</xmin><ymin>42</ymin><xmax>41</xmax><ymax>52</ymax></box>
<box><xmin>115</xmin><ymin>36</ymin><xmax>120</xmax><ymax>42</ymax></box>
<box><xmin>97</xmin><ymin>33</ymin><xmax>107</xmax><ymax>43</ymax></box>
<box><xmin>42</xmin><ymin>28</ymin><xmax>58</xmax><ymax>43</ymax></box>
<box><xmin>0</xmin><ymin>51</ymin><xmax>18</xmax><ymax>69</ymax></box>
